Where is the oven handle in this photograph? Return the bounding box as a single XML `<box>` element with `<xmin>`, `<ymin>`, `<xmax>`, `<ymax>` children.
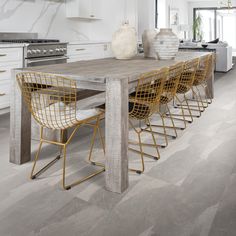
<box><xmin>26</xmin><ymin>56</ymin><xmax>69</xmax><ymax>64</ymax></box>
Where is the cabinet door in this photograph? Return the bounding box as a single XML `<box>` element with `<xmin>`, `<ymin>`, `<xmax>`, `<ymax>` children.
<box><xmin>66</xmin><ymin>0</ymin><xmax>90</xmax><ymax>18</ymax></box>
<box><xmin>66</xmin><ymin>0</ymin><xmax>102</xmax><ymax>19</ymax></box>
<box><xmin>0</xmin><ymin>80</ymin><xmax>10</xmax><ymax>110</ymax></box>
<box><xmin>78</xmin><ymin>0</ymin><xmax>91</xmax><ymax>18</ymax></box>
<box><xmin>90</xmin><ymin>0</ymin><xmax>103</xmax><ymax>19</ymax></box>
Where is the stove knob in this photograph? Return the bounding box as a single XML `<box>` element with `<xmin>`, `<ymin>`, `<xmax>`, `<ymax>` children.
<box><xmin>55</xmin><ymin>48</ymin><xmax>60</xmax><ymax>52</ymax></box>
<box><xmin>49</xmin><ymin>49</ymin><xmax>54</xmax><ymax>53</ymax></box>
<box><xmin>27</xmin><ymin>50</ymin><xmax>32</xmax><ymax>55</ymax></box>
<box><xmin>32</xmin><ymin>50</ymin><xmax>37</xmax><ymax>54</ymax></box>
<box><xmin>36</xmin><ymin>49</ymin><xmax>41</xmax><ymax>53</ymax></box>
<box><xmin>59</xmin><ymin>48</ymin><xmax>64</xmax><ymax>52</ymax></box>
<box><xmin>63</xmin><ymin>48</ymin><xmax>67</xmax><ymax>52</ymax></box>
<box><xmin>43</xmin><ymin>49</ymin><xmax>47</xmax><ymax>54</ymax></box>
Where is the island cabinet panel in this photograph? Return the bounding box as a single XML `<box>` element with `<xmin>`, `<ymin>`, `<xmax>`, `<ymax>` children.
<box><xmin>0</xmin><ymin>48</ymin><xmax>23</xmax><ymax>114</ymax></box>
<box><xmin>67</xmin><ymin>43</ymin><xmax>113</xmax><ymax>63</ymax></box>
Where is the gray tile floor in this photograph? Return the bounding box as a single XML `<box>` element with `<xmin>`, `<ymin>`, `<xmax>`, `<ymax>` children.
<box><xmin>0</xmin><ymin>67</ymin><xmax>236</xmax><ymax>236</ymax></box>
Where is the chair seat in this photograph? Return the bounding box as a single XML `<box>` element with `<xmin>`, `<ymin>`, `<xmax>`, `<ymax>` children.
<box><xmin>34</xmin><ymin>102</ymin><xmax>102</xmax><ymax>129</ymax></box>
<box><xmin>76</xmin><ymin>108</ymin><xmax>101</xmax><ymax>121</ymax></box>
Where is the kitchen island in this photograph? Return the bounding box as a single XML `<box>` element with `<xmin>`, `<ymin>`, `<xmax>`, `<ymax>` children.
<box><xmin>10</xmin><ymin>52</ymin><xmax>214</xmax><ymax>193</ymax></box>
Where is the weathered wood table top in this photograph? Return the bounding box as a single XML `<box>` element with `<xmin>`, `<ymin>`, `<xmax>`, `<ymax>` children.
<box><xmin>17</xmin><ymin>52</ymin><xmax>211</xmax><ymax>84</ymax></box>
<box><xmin>10</xmin><ymin>51</ymin><xmax>214</xmax><ymax>194</ymax></box>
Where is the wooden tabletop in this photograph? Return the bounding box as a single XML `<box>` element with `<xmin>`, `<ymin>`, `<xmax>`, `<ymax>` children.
<box><xmin>16</xmin><ymin>51</ymin><xmax>211</xmax><ymax>83</ymax></box>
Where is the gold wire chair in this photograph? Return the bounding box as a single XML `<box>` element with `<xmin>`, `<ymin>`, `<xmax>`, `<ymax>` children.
<box><xmin>177</xmin><ymin>54</ymin><xmax>214</xmax><ymax>115</ymax></box>
<box><xmin>167</xmin><ymin>58</ymin><xmax>200</xmax><ymax>124</ymax></box>
<box><xmin>129</xmin><ymin>68</ymin><xmax>168</xmax><ymax>174</ymax></box>
<box><xmin>143</xmin><ymin>62</ymin><xmax>184</xmax><ymax>148</ymax></box>
<box><xmin>189</xmin><ymin>54</ymin><xmax>214</xmax><ymax>108</ymax></box>
<box><xmin>17</xmin><ymin>72</ymin><xmax>105</xmax><ymax>190</ymax></box>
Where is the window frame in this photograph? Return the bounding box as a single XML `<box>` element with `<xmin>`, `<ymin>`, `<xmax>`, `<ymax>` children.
<box><xmin>193</xmin><ymin>7</ymin><xmax>236</xmax><ymax>41</ymax></box>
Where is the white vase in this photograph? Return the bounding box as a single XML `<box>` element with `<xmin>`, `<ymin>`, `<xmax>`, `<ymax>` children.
<box><xmin>142</xmin><ymin>29</ymin><xmax>158</xmax><ymax>58</ymax></box>
<box><xmin>153</xmin><ymin>28</ymin><xmax>179</xmax><ymax>60</ymax></box>
<box><xmin>111</xmin><ymin>22</ymin><xmax>137</xmax><ymax>60</ymax></box>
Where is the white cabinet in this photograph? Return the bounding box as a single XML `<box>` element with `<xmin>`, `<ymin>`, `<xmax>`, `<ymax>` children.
<box><xmin>0</xmin><ymin>47</ymin><xmax>23</xmax><ymax>114</ymax></box>
<box><xmin>66</xmin><ymin>0</ymin><xmax>103</xmax><ymax>20</ymax></box>
<box><xmin>67</xmin><ymin>43</ymin><xmax>113</xmax><ymax>63</ymax></box>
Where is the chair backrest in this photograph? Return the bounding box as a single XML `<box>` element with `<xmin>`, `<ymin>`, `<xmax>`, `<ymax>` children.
<box><xmin>17</xmin><ymin>72</ymin><xmax>78</xmax><ymax>130</ymax></box>
<box><xmin>179</xmin><ymin>58</ymin><xmax>199</xmax><ymax>89</ymax></box>
<box><xmin>161</xmin><ymin>62</ymin><xmax>184</xmax><ymax>103</ymax></box>
<box><xmin>129</xmin><ymin>68</ymin><xmax>168</xmax><ymax>120</ymax></box>
<box><xmin>194</xmin><ymin>54</ymin><xmax>211</xmax><ymax>85</ymax></box>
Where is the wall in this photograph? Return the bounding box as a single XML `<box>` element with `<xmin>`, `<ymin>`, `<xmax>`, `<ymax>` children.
<box><xmin>137</xmin><ymin>0</ymin><xmax>155</xmax><ymax>39</ymax></box>
<box><xmin>156</xmin><ymin>0</ymin><xmax>189</xmax><ymax>38</ymax></box>
<box><xmin>0</xmin><ymin>0</ymin><xmax>137</xmax><ymax>42</ymax></box>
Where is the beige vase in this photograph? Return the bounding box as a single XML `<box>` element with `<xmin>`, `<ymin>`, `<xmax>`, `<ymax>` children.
<box><xmin>111</xmin><ymin>22</ymin><xmax>137</xmax><ymax>60</ymax></box>
<box><xmin>142</xmin><ymin>29</ymin><xmax>158</xmax><ymax>58</ymax></box>
<box><xmin>153</xmin><ymin>28</ymin><xmax>179</xmax><ymax>60</ymax></box>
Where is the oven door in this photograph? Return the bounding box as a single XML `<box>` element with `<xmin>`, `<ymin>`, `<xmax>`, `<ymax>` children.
<box><xmin>25</xmin><ymin>56</ymin><xmax>68</xmax><ymax>67</ymax></box>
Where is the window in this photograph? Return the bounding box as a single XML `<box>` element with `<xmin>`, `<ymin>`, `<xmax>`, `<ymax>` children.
<box><xmin>193</xmin><ymin>8</ymin><xmax>236</xmax><ymax>53</ymax></box>
<box><xmin>155</xmin><ymin>0</ymin><xmax>158</xmax><ymax>28</ymax></box>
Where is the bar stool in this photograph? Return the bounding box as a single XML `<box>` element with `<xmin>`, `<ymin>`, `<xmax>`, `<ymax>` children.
<box><xmin>129</xmin><ymin>68</ymin><xmax>168</xmax><ymax>174</ymax></box>
<box><xmin>17</xmin><ymin>72</ymin><xmax>105</xmax><ymax>190</ymax></box>
<box><xmin>145</xmin><ymin>62</ymin><xmax>184</xmax><ymax>147</ymax></box>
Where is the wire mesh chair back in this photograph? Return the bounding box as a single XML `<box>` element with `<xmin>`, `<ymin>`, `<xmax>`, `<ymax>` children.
<box><xmin>161</xmin><ymin>62</ymin><xmax>184</xmax><ymax>104</ymax></box>
<box><xmin>17</xmin><ymin>72</ymin><xmax>78</xmax><ymax>130</ymax></box>
<box><xmin>177</xmin><ymin>58</ymin><xmax>199</xmax><ymax>94</ymax></box>
<box><xmin>129</xmin><ymin>68</ymin><xmax>168</xmax><ymax>120</ymax></box>
<box><xmin>193</xmin><ymin>54</ymin><xmax>211</xmax><ymax>86</ymax></box>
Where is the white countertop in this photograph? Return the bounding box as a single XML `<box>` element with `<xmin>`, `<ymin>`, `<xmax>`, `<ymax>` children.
<box><xmin>0</xmin><ymin>43</ymin><xmax>27</xmax><ymax>48</ymax></box>
<box><xmin>69</xmin><ymin>40</ymin><xmax>111</xmax><ymax>45</ymax></box>
<box><xmin>0</xmin><ymin>41</ymin><xmax>111</xmax><ymax>48</ymax></box>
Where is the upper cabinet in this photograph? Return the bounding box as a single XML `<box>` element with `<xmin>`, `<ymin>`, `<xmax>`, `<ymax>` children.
<box><xmin>66</xmin><ymin>0</ymin><xmax>103</xmax><ymax>20</ymax></box>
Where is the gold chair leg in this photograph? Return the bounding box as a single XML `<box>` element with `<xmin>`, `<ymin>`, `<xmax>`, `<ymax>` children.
<box><xmin>62</xmin><ymin>126</ymin><xmax>105</xmax><ymax>190</ymax></box>
<box><xmin>30</xmin><ymin>127</ymin><xmax>61</xmax><ymax>180</ymax></box>
<box><xmin>145</xmin><ymin>107</ymin><xmax>178</xmax><ymax>148</ymax></box>
<box><xmin>129</xmin><ymin>132</ymin><xmax>145</xmax><ymax>175</ymax></box>
<box><xmin>146</xmin><ymin>118</ymin><xmax>161</xmax><ymax>158</ymax></box>
<box><xmin>87</xmin><ymin>116</ymin><xmax>105</xmax><ymax>168</ymax></box>
<box><xmin>166</xmin><ymin>95</ymin><xmax>190</xmax><ymax>127</ymax></box>
<box><xmin>183</xmin><ymin>94</ymin><xmax>195</xmax><ymax>120</ymax></box>
<box><xmin>129</xmin><ymin>120</ymin><xmax>147</xmax><ymax>174</ymax></box>
<box><xmin>193</xmin><ymin>87</ymin><xmax>206</xmax><ymax>112</ymax></box>
<box><xmin>158</xmin><ymin>113</ymin><xmax>168</xmax><ymax>147</ymax></box>
<box><xmin>165</xmin><ymin>104</ymin><xmax>179</xmax><ymax>136</ymax></box>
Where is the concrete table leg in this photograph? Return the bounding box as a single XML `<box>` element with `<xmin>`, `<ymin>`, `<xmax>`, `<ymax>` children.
<box><xmin>206</xmin><ymin>55</ymin><xmax>215</xmax><ymax>99</ymax></box>
<box><xmin>10</xmin><ymin>70</ymin><xmax>31</xmax><ymax>164</ymax></box>
<box><xmin>105</xmin><ymin>77</ymin><xmax>129</xmax><ymax>193</ymax></box>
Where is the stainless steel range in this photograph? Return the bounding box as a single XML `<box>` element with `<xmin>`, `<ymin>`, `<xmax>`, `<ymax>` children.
<box><xmin>24</xmin><ymin>40</ymin><xmax>68</xmax><ymax>67</ymax></box>
<box><xmin>0</xmin><ymin>33</ymin><xmax>68</xmax><ymax>67</ymax></box>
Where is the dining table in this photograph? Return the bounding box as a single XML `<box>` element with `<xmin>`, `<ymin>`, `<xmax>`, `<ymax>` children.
<box><xmin>10</xmin><ymin>51</ymin><xmax>214</xmax><ymax>194</ymax></box>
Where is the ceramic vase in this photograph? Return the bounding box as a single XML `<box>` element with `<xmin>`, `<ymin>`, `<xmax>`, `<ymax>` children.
<box><xmin>153</xmin><ymin>28</ymin><xmax>179</xmax><ymax>60</ymax></box>
<box><xmin>142</xmin><ymin>29</ymin><xmax>158</xmax><ymax>58</ymax></box>
<box><xmin>111</xmin><ymin>22</ymin><xmax>137</xmax><ymax>60</ymax></box>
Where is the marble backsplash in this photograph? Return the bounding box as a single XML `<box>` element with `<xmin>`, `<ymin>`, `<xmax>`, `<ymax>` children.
<box><xmin>0</xmin><ymin>0</ymin><xmax>136</xmax><ymax>42</ymax></box>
